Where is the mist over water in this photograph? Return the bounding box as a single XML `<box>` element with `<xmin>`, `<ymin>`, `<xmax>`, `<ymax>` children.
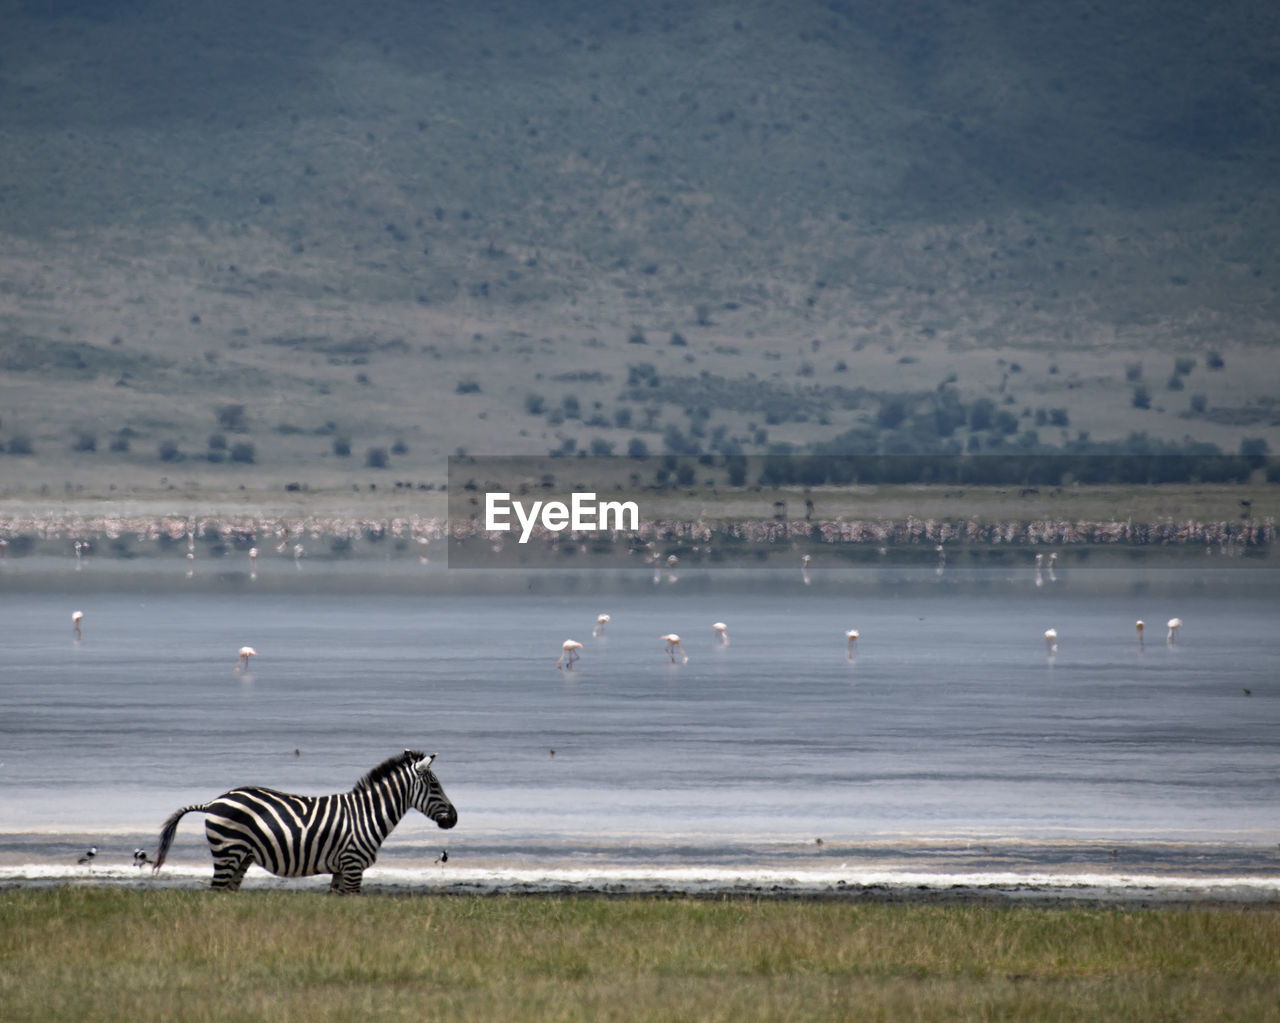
<box><xmin>2</xmin><ymin>564</ymin><xmax>1278</xmax><ymax>881</ymax></box>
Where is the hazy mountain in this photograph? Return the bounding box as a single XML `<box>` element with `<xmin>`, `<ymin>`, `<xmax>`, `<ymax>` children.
<box><xmin>1</xmin><ymin>0</ymin><xmax>1277</xmax><ymax>495</ymax></box>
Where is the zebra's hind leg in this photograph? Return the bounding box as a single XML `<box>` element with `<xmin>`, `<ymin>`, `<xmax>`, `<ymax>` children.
<box><xmin>330</xmin><ymin>866</ymin><xmax>365</xmax><ymax>895</ymax></box>
<box><xmin>211</xmin><ymin>849</ymin><xmax>254</xmax><ymax>891</ymax></box>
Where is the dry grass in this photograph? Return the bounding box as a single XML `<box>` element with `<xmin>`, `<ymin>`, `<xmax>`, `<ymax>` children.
<box><xmin>2</xmin><ymin>889</ymin><xmax>1279</xmax><ymax>1021</ymax></box>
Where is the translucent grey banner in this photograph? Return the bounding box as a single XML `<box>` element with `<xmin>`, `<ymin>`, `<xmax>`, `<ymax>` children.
<box><xmin>445</xmin><ymin>455</ymin><xmax>1274</xmax><ymax>569</ymax></box>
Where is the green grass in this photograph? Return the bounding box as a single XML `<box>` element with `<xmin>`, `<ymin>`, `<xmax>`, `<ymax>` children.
<box><xmin>2</xmin><ymin>889</ymin><xmax>1279</xmax><ymax>1021</ymax></box>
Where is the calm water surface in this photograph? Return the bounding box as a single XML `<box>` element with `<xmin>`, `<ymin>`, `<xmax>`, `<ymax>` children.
<box><xmin>2</xmin><ymin>561</ymin><xmax>1278</xmax><ymax>875</ymax></box>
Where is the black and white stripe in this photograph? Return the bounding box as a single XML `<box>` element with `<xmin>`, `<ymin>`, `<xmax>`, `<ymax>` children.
<box><xmin>152</xmin><ymin>749</ymin><xmax>457</xmax><ymax>893</ymax></box>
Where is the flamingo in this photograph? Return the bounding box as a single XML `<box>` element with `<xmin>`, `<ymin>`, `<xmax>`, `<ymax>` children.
<box><xmin>661</xmin><ymin>634</ymin><xmax>687</xmax><ymax>664</ymax></box>
<box><xmin>845</xmin><ymin>629</ymin><xmax>859</xmax><ymax>659</ymax></box>
<box><xmin>712</xmin><ymin>621</ymin><xmax>729</xmax><ymax>645</ymax></box>
<box><xmin>592</xmin><ymin>614</ymin><xmax>610</xmax><ymax>637</ymax></box>
<box><xmin>72</xmin><ymin>610</ymin><xmax>83</xmax><ymax>640</ymax></box>
<box><xmin>1044</xmin><ymin>628</ymin><xmax>1058</xmax><ymax>654</ymax></box>
<box><xmin>1166</xmin><ymin>618</ymin><xmax>1182</xmax><ymax>644</ymax></box>
<box><xmin>236</xmin><ymin>646</ymin><xmax>257</xmax><ymax>673</ymax></box>
<box><xmin>557</xmin><ymin>639</ymin><xmax>583</xmax><ymax>670</ymax></box>
<box><xmin>1136</xmin><ymin>620</ymin><xmax>1145</xmax><ymax>647</ymax></box>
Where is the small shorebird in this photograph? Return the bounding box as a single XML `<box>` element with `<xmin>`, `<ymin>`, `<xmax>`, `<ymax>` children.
<box><xmin>78</xmin><ymin>846</ymin><xmax>98</xmax><ymax>869</ymax></box>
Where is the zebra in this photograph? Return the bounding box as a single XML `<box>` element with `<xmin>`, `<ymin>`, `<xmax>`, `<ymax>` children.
<box><xmin>151</xmin><ymin>749</ymin><xmax>457</xmax><ymax>893</ymax></box>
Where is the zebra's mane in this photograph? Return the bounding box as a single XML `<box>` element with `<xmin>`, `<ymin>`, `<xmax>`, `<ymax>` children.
<box><xmin>352</xmin><ymin>750</ymin><xmax>423</xmax><ymax>792</ymax></box>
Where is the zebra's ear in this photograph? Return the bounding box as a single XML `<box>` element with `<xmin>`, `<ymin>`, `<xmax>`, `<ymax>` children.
<box><xmin>414</xmin><ymin>753</ymin><xmax>437</xmax><ymax>773</ymax></box>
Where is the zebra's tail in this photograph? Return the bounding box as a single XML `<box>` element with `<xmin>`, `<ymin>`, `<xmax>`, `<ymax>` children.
<box><xmin>152</xmin><ymin>803</ymin><xmax>208</xmax><ymax>875</ymax></box>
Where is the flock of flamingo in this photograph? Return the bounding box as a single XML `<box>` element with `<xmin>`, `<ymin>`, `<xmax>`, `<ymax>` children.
<box><xmin>5</xmin><ymin>508</ymin><xmax>1270</xmax><ymax>576</ymax></box>
<box><xmin>1042</xmin><ymin>617</ymin><xmax>1183</xmax><ymax>655</ymax></box>
<box><xmin>554</xmin><ymin>615</ymin><xmax>1183</xmax><ymax>671</ymax></box>
<box><xmin>63</xmin><ymin>546</ymin><xmax>1186</xmax><ymax>675</ymax></box>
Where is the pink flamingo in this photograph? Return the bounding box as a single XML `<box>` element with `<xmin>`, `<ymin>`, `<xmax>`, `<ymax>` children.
<box><xmin>557</xmin><ymin>639</ymin><xmax>583</xmax><ymax>670</ymax></box>
<box><xmin>661</xmin><ymin>634</ymin><xmax>688</xmax><ymax>664</ymax></box>
<box><xmin>845</xmin><ymin>629</ymin><xmax>859</xmax><ymax>659</ymax></box>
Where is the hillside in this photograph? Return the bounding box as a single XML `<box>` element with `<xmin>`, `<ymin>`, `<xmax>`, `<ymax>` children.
<box><xmin>1</xmin><ymin>0</ymin><xmax>1278</xmax><ymax>500</ymax></box>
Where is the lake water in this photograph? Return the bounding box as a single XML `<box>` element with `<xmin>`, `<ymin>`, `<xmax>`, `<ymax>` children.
<box><xmin>2</xmin><ymin>557</ymin><xmax>1278</xmax><ymax>891</ymax></box>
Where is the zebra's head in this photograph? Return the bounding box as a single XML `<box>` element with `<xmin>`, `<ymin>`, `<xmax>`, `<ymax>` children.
<box><xmin>408</xmin><ymin>750</ymin><xmax>457</xmax><ymax>829</ymax></box>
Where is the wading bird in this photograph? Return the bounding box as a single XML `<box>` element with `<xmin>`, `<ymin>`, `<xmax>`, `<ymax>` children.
<box><xmin>1136</xmin><ymin>620</ymin><xmax>1145</xmax><ymax>647</ymax></box>
<box><xmin>557</xmin><ymin>639</ymin><xmax>583</xmax><ymax>670</ymax></box>
<box><xmin>661</xmin><ymin>634</ymin><xmax>687</xmax><ymax>664</ymax></box>
<box><xmin>1166</xmin><ymin>618</ymin><xmax>1183</xmax><ymax>644</ymax></box>
<box><xmin>78</xmin><ymin>846</ymin><xmax>97</xmax><ymax>868</ymax></box>
<box><xmin>1044</xmin><ymin>628</ymin><xmax>1059</xmax><ymax>654</ymax></box>
<box><xmin>593</xmin><ymin>613</ymin><xmax>610</xmax><ymax>637</ymax></box>
<box><xmin>845</xmin><ymin>629</ymin><xmax>859</xmax><ymax>659</ymax></box>
<box><xmin>236</xmin><ymin>646</ymin><xmax>257</xmax><ymax>673</ymax></box>
<box><xmin>712</xmin><ymin>621</ymin><xmax>729</xmax><ymax>645</ymax></box>
<box><xmin>72</xmin><ymin>610</ymin><xmax>83</xmax><ymax>640</ymax></box>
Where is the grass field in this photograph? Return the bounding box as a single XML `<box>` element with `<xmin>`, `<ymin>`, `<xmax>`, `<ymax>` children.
<box><xmin>2</xmin><ymin>888</ymin><xmax>1278</xmax><ymax>1021</ymax></box>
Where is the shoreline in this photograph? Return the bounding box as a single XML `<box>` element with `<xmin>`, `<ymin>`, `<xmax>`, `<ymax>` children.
<box><xmin>5</xmin><ymin>863</ymin><xmax>1279</xmax><ymax>908</ymax></box>
<box><xmin>8</xmin><ymin>832</ymin><xmax>1279</xmax><ymax>905</ymax></box>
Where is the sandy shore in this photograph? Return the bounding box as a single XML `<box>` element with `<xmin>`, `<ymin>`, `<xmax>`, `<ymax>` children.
<box><xmin>5</xmin><ymin>862</ymin><xmax>1279</xmax><ymax>907</ymax></box>
<box><xmin>7</xmin><ymin>834</ymin><xmax>1279</xmax><ymax>906</ymax></box>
